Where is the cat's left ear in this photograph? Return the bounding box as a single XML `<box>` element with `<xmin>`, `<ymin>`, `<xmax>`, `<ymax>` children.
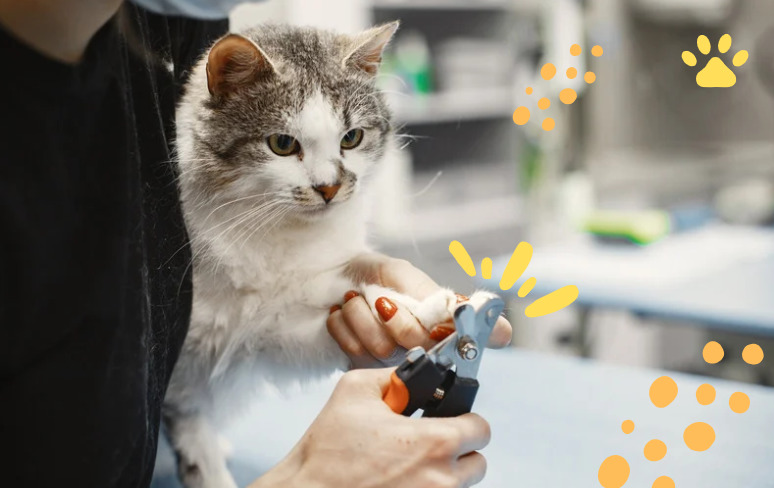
<box><xmin>343</xmin><ymin>21</ymin><xmax>399</xmax><ymax>76</ymax></box>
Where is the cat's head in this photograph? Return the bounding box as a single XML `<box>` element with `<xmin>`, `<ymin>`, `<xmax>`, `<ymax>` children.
<box><xmin>176</xmin><ymin>22</ymin><xmax>398</xmax><ymax>231</ymax></box>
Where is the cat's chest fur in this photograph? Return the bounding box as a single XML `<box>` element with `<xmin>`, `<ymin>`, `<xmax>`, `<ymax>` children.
<box><xmin>185</xmin><ymin>198</ymin><xmax>369</xmax><ymax>369</ymax></box>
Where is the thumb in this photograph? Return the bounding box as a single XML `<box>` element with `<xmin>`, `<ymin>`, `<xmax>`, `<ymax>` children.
<box><xmin>335</xmin><ymin>367</ymin><xmax>396</xmax><ymax>400</ymax></box>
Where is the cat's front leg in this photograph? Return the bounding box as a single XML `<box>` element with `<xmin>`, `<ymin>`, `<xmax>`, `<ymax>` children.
<box><xmin>164</xmin><ymin>408</ymin><xmax>237</xmax><ymax>488</ymax></box>
<box><xmin>360</xmin><ymin>284</ymin><xmax>459</xmax><ymax>332</ymax></box>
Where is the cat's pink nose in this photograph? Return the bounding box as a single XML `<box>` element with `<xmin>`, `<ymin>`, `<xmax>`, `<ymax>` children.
<box><xmin>313</xmin><ymin>184</ymin><xmax>341</xmax><ymax>204</ymax></box>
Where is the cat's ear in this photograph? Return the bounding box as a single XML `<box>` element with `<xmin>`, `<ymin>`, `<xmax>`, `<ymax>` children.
<box><xmin>206</xmin><ymin>34</ymin><xmax>276</xmax><ymax>97</ymax></box>
<box><xmin>343</xmin><ymin>21</ymin><xmax>399</xmax><ymax>76</ymax></box>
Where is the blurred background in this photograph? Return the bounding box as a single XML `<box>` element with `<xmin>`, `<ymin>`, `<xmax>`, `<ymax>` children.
<box><xmin>230</xmin><ymin>0</ymin><xmax>774</xmax><ymax>385</ymax></box>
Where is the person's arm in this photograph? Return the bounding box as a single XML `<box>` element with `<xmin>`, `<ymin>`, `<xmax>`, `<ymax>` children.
<box><xmin>0</xmin><ymin>0</ymin><xmax>122</xmax><ymax>63</ymax></box>
<box><xmin>250</xmin><ymin>368</ymin><xmax>490</xmax><ymax>488</ymax></box>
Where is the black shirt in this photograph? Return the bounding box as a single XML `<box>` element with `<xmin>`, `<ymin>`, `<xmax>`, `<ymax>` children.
<box><xmin>0</xmin><ymin>5</ymin><xmax>227</xmax><ymax>486</ymax></box>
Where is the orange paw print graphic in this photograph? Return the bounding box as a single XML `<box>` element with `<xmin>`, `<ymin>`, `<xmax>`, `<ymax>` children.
<box><xmin>449</xmin><ymin>240</ymin><xmax>578</xmax><ymax>317</ymax></box>
<box><xmin>513</xmin><ymin>43</ymin><xmax>602</xmax><ymax>131</ymax></box>
<box><xmin>597</xmin><ymin>342</ymin><xmax>764</xmax><ymax>488</ymax></box>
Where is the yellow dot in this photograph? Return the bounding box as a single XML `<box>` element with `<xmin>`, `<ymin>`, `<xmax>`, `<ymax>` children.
<box><xmin>652</xmin><ymin>476</ymin><xmax>675</xmax><ymax>488</ymax></box>
<box><xmin>513</xmin><ymin>106</ymin><xmax>530</xmax><ymax>125</ymax></box>
<box><xmin>566</xmin><ymin>67</ymin><xmax>577</xmax><ymax>79</ymax></box>
<box><xmin>733</xmin><ymin>50</ymin><xmax>749</xmax><ymax>67</ymax></box>
<box><xmin>538</xmin><ymin>97</ymin><xmax>551</xmax><ymax>110</ymax></box>
<box><xmin>682</xmin><ymin>50</ymin><xmax>697</xmax><ymax>66</ymax></box>
<box><xmin>697</xmin><ymin>35</ymin><xmax>711</xmax><ymax>55</ymax></box>
<box><xmin>584</xmin><ymin>71</ymin><xmax>597</xmax><ymax>84</ymax></box>
<box><xmin>621</xmin><ymin>420</ymin><xmax>635</xmax><ymax>434</ymax></box>
<box><xmin>644</xmin><ymin>439</ymin><xmax>667</xmax><ymax>461</ymax></box>
<box><xmin>541</xmin><ymin>63</ymin><xmax>557</xmax><ymax>80</ymax></box>
<box><xmin>592</xmin><ymin>45</ymin><xmax>604</xmax><ymax>57</ymax></box>
<box><xmin>683</xmin><ymin>422</ymin><xmax>715</xmax><ymax>451</ymax></box>
<box><xmin>541</xmin><ymin>117</ymin><xmax>555</xmax><ymax>132</ymax></box>
<box><xmin>696</xmin><ymin>384</ymin><xmax>716</xmax><ymax>405</ymax></box>
<box><xmin>729</xmin><ymin>392</ymin><xmax>750</xmax><ymax>413</ymax></box>
<box><xmin>703</xmin><ymin>341</ymin><xmax>724</xmax><ymax>364</ymax></box>
<box><xmin>598</xmin><ymin>455</ymin><xmax>630</xmax><ymax>488</ymax></box>
<box><xmin>517</xmin><ymin>277</ymin><xmax>537</xmax><ymax>298</ymax></box>
<box><xmin>742</xmin><ymin>344</ymin><xmax>764</xmax><ymax>365</ymax></box>
<box><xmin>559</xmin><ymin>88</ymin><xmax>577</xmax><ymax>104</ymax></box>
<box><xmin>718</xmin><ymin>34</ymin><xmax>732</xmax><ymax>54</ymax></box>
<box><xmin>649</xmin><ymin>376</ymin><xmax>678</xmax><ymax>408</ymax></box>
<box><xmin>526</xmin><ymin>86</ymin><xmax>533</xmax><ymax>95</ymax></box>
<box><xmin>570</xmin><ymin>44</ymin><xmax>582</xmax><ymax>56</ymax></box>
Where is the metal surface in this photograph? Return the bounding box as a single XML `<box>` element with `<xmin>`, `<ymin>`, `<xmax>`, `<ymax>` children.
<box><xmin>428</xmin><ymin>294</ymin><xmax>505</xmax><ymax>380</ymax></box>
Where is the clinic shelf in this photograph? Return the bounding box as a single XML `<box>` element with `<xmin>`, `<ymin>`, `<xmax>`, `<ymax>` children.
<box><xmin>389</xmin><ymin>87</ymin><xmax>514</xmax><ymax>125</ymax></box>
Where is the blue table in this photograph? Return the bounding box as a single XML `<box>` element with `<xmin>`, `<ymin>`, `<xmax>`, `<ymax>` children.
<box><xmin>483</xmin><ymin>225</ymin><xmax>774</xmax><ymax>336</ymax></box>
<box><xmin>153</xmin><ymin>350</ymin><xmax>774</xmax><ymax>487</ymax></box>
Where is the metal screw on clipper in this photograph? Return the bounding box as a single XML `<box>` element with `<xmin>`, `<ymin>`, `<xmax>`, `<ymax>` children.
<box><xmin>458</xmin><ymin>338</ymin><xmax>479</xmax><ymax>361</ymax></box>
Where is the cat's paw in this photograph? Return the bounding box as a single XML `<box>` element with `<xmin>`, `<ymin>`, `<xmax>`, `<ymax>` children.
<box><xmin>361</xmin><ymin>284</ymin><xmax>457</xmax><ymax>331</ymax></box>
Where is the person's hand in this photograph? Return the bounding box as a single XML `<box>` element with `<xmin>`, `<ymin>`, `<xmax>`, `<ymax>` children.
<box><xmin>249</xmin><ymin>368</ymin><xmax>491</xmax><ymax>488</ymax></box>
<box><xmin>327</xmin><ymin>253</ymin><xmax>512</xmax><ymax>366</ymax></box>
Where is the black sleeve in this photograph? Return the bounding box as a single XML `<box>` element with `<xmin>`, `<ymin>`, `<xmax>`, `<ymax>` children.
<box><xmin>0</xmin><ymin>6</ymin><xmax>226</xmax><ymax>487</ymax></box>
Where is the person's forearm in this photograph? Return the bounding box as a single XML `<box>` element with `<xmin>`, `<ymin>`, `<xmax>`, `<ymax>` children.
<box><xmin>0</xmin><ymin>0</ymin><xmax>122</xmax><ymax>63</ymax></box>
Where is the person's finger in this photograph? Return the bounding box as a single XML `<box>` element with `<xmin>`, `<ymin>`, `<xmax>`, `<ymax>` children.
<box><xmin>456</xmin><ymin>451</ymin><xmax>487</xmax><ymax>487</ymax></box>
<box><xmin>346</xmin><ymin>254</ymin><xmax>439</xmax><ymax>299</ymax></box>
<box><xmin>488</xmin><ymin>315</ymin><xmax>512</xmax><ymax>348</ymax></box>
<box><xmin>335</xmin><ymin>367</ymin><xmax>395</xmax><ymax>400</ymax></box>
<box><xmin>342</xmin><ymin>293</ymin><xmax>399</xmax><ymax>359</ymax></box>
<box><xmin>432</xmin><ymin>413</ymin><xmax>492</xmax><ymax>455</ymax></box>
<box><xmin>374</xmin><ymin>296</ymin><xmax>435</xmax><ymax>350</ymax></box>
<box><xmin>326</xmin><ymin>307</ymin><xmax>367</xmax><ymax>358</ymax></box>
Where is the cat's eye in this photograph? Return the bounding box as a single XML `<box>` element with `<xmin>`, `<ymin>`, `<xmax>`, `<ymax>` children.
<box><xmin>340</xmin><ymin>128</ymin><xmax>364</xmax><ymax>150</ymax></box>
<box><xmin>267</xmin><ymin>134</ymin><xmax>300</xmax><ymax>156</ymax></box>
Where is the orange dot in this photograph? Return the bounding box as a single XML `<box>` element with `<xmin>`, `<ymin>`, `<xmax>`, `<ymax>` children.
<box><xmin>696</xmin><ymin>384</ymin><xmax>716</xmax><ymax>405</ymax></box>
<box><xmin>729</xmin><ymin>392</ymin><xmax>750</xmax><ymax>413</ymax></box>
<box><xmin>542</xmin><ymin>118</ymin><xmax>555</xmax><ymax>131</ymax></box>
<box><xmin>643</xmin><ymin>439</ymin><xmax>667</xmax><ymax>461</ymax></box>
<box><xmin>742</xmin><ymin>344</ymin><xmax>764</xmax><ymax>365</ymax></box>
<box><xmin>538</xmin><ymin>97</ymin><xmax>551</xmax><ymax>110</ymax></box>
<box><xmin>559</xmin><ymin>88</ymin><xmax>577</xmax><ymax>104</ymax></box>
<box><xmin>584</xmin><ymin>71</ymin><xmax>597</xmax><ymax>84</ymax></box>
<box><xmin>541</xmin><ymin>63</ymin><xmax>557</xmax><ymax>80</ymax></box>
<box><xmin>652</xmin><ymin>476</ymin><xmax>675</xmax><ymax>488</ymax></box>
<box><xmin>570</xmin><ymin>44</ymin><xmax>582</xmax><ymax>56</ymax></box>
<box><xmin>526</xmin><ymin>86</ymin><xmax>533</xmax><ymax>95</ymax></box>
<box><xmin>621</xmin><ymin>420</ymin><xmax>634</xmax><ymax>434</ymax></box>
<box><xmin>566</xmin><ymin>67</ymin><xmax>578</xmax><ymax>79</ymax></box>
<box><xmin>592</xmin><ymin>45</ymin><xmax>604</xmax><ymax>57</ymax></box>
<box><xmin>649</xmin><ymin>376</ymin><xmax>677</xmax><ymax>408</ymax></box>
<box><xmin>683</xmin><ymin>422</ymin><xmax>715</xmax><ymax>451</ymax></box>
<box><xmin>598</xmin><ymin>455</ymin><xmax>630</xmax><ymax>488</ymax></box>
<box><xmin>513</xmin><ymin>106</ymin><xmax>530</xmax><ymax>125</ymax></box>
<box><xmin>703</xmin><ymin>341</ymin><xmax>724</xmax><ymax>364</ymax></box>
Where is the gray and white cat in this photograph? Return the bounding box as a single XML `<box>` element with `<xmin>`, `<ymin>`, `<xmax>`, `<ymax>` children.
<box><xmin>167</xmin><ymin>23</ymin><xmax>459</xmax><ymax>488</ymax></box>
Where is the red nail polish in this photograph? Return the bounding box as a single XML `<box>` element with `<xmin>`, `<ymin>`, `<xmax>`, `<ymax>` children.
<box><xmin>344</xmin><ymin>290</ymin><xmax>360</xmax><ymax>303</ymax></box>
<box><xmin>329</xmin><ymin>305</ymin><xmax>342</xmax><ymax>314</ymax></box>
<box><xmin>375</xmin><ymin>297</ymin><xmax>397</xmax><ymax>321</ymax></box>
<box><xmin>430</xmin><ymin>325</ymin><xmax>455</xmax><ymax>341</ymax></box>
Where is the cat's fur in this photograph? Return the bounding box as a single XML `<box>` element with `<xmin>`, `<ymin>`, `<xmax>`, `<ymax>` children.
<box><xmin>166</xmin><ymin>23</ymin><xmax>457</xmax><ymax>488</ymax></box>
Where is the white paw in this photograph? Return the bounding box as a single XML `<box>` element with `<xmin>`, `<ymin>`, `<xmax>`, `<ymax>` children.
<box><xmin>360</xmin><ymin>284</ymin><xmax>457</xmax><ymax>330</ymax></box>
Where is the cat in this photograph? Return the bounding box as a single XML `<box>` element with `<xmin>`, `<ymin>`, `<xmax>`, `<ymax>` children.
<box><xmin>166</xmin><ymin>22</ymin><xmax>460</xmax><ymax>488</ymax></box>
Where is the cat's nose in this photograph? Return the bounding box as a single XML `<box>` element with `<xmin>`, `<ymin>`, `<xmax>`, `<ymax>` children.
<box><xmin>313</xmin><ymin>184</ymin><xmax>341</xmax><ymax>204</ymax></box>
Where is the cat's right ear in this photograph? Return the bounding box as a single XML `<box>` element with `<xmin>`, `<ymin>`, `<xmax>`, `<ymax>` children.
<box><xmin>206</xmin><ymin>34</ymin><xmax>276</xmax><ymax>97</ymax></box>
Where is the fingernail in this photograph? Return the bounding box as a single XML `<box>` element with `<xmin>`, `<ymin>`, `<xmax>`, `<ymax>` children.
<box><xmin>455</xmin><ymin>293</ymin><xmax>469</xmax><ymax>304</ymax></box>
<box><xmin>430</xmin><ymin>325</ymin><xmax>455</xmax><ymax>341</ymax></box>
<box><xmin>343</xmin><ymin>290</ymin><xmax>360</xmax><ymax>303</ymax></box>
<box><xmin>329</xmin><ymin>304</ymin><xmax>342</xmax><ymax>314</ymax></box>
<box><xmin>375</xmin><ymin>297</ymin><xmax>397</xmax><ymax>321</ymax></box>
